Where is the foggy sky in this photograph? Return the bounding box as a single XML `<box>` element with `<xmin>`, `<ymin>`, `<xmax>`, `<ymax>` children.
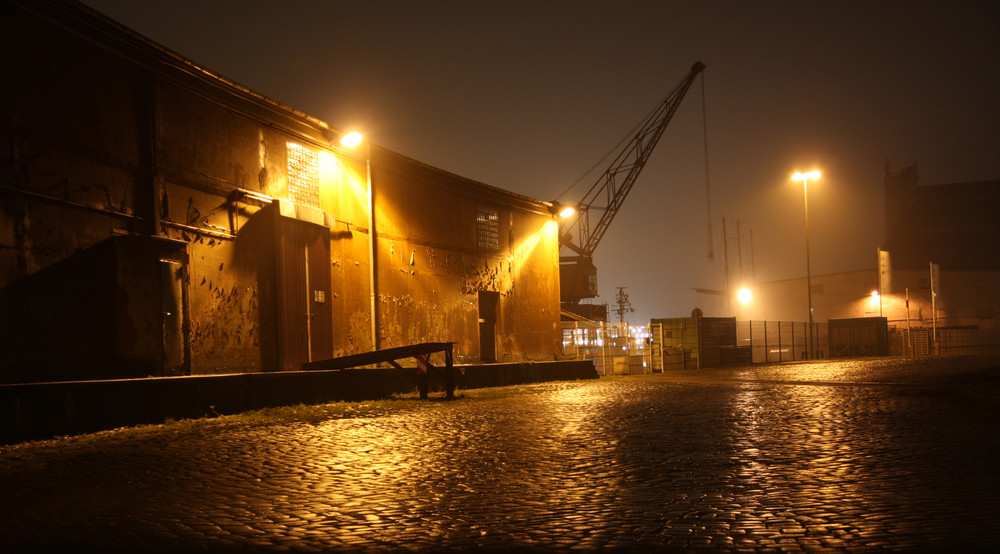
<box><xmin>82</xmin><ymin>0</ymin><xmax>1000</xmax><ymax>322</ymax></box>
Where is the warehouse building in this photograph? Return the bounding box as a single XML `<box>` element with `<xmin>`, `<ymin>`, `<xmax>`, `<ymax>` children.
<box><xmin>0</xmin><ymin>0</ymin><xmax>562</xmax><ymax>383</ymax></box>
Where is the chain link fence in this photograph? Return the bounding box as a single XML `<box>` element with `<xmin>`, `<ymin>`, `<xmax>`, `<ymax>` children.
<box><xmin>560</xmin><ymin>322</ymin><xmax>661</xmax><ymax>376</ymax></box>
<box><xmin>889</xmin><ymin>327</ymin><xmax>1000</xmax><ymax>356</ymax></box>
<box><xmin>736</xmin><ymin>321</ymin><xmax>829</xmax><ymax>363</ymax></box>
<box><xmin>561</xmin><ymin>319</ymin><xmax>998</xmax><ymax>370</ymax></box>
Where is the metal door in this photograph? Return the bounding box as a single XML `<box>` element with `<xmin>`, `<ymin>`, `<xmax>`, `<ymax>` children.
<box><xmin>160</xmin><ymin>258</ymin><xmax>188</xmax><ymax>375</ymax></box>
<box><xmin>478</xmin><ymin>290</ymin><xmax>499</xmax><ymax>363</ymax></box>
<box><xmin>277</xmin><ymin>217</ymin><xmax>332</xmax><ymax>370</ymax></box>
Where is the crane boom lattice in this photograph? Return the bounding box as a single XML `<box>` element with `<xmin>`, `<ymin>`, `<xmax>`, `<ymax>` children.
<box><xmin>559</xmin><ymin>61</ymin><xmax>706</xmax><ymax>317</ymax></box>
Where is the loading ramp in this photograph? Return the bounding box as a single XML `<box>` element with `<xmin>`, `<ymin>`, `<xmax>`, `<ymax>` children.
<box><xmin>302</xmin><ymin>342</ymin><xmax>455</xmax><ymax>399</ymax></box>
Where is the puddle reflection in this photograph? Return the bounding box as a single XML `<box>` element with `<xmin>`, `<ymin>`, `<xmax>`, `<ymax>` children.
<box><xmin>260</xmin><ymin>383</ymin><xmax>629</xmax><ymax>545</ymax></box>
<box><xmin>95</xmin><ymin>362</ymin><xmax>990</xmax><ymax>550</ymax></box>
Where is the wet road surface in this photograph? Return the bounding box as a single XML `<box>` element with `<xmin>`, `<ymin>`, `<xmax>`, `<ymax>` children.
<box><xmin>2</xmin><ymin>356</ymin><xmax>999</xmax><ymax>552</ymax></box>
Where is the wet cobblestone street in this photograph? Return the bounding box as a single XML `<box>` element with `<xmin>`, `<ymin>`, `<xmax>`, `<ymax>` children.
<box><xmin>2</xmin><ymin>356</ymin><xmax>999</xmax><ymax>552</ymax></box>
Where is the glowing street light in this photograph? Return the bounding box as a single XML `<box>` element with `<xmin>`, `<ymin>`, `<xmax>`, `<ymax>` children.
<box><xmin>340</xmin><ymin>131</ymin><xmax>363</xmax><ymax>147</ymax></box>
<box><xmin>792</xmin><ymin>169</ymin><xmax>820</xmax><ymax>359</ymax></box>
<box><xmin>792</xmin><ymin>170</ymin><xmax>821</xmax><ymax>183</ymax></box>
<box><xmin>548</xmin><ymin>201</ymin><xmax>576</xmax><ymax>219</ymax></box>
<box><xmin>868</xmin><ymin>290</ymin><xmax>882</xmax><ymax>315</ymax></box>
<box><xmin>737</xmin><ymin>287</ymin><xmax>753</xmax><ymax>305</ymax></box>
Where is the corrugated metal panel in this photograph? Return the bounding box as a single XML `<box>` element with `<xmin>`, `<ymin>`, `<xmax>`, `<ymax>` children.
<box><xmin>277</xmin><ymin>217</ymin><xmax>333</xmax><ymax>370</ymax></box>
<box><xmin>306</xmin><ymin>225</ymin><xmax>332</xmax><ymax>363</ymax></box>
<box><xmin>829</xmin><ymin>317</ymin><xmax>888</xmax><ymax>358</ymax></box>
<box><xmin>277</xmin><ymin>218</ymin><xmax>309</xmax><ymax>371</ymax></box>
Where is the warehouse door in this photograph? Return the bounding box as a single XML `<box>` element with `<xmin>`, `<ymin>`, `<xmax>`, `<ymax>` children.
<box><xmin>160</xmin><ymin>258</ymin><xmax>188</xmax><ymax>376</ymax></box>
<box><xmin>277</xmin><ymin>217</ymin><xmax>332</xmax><ymax>370</ymax></box>
<box><xmin>478</xmin><ymin>290</ymin><xmax>499</xmax><ymax>363</ymax></box>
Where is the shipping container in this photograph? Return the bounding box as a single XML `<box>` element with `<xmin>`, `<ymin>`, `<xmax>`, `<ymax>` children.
<box><xmin>828</xmin><ymin>317</ymin><xmax>889</xmax><ymax>358</ymax></box>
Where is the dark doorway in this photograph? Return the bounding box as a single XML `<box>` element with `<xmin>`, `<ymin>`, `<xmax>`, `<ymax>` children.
<box><xmin>276</xmin><ymin>217</ymin><xmax>332</xmax><ymax>370</ymax></box>
<box><xmin>159</xmin><ymin>258</ymin><xmax>188</xmax><ymax>376</ymax></box>
<box><xmin>478</xmin><ymin>290</ymin><xmax>500</xmax><ymax>363</ymax></box>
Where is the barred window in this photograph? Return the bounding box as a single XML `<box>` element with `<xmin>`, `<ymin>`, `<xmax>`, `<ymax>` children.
<box><xmin>286</xmin><ymin>142</ymin><xmax>320</xmax><ymax>207</ymax></box>
<box><xmin>476</xmin><ymin>206</ymin><xmax>499</xmax><ymax>251</ymax></box>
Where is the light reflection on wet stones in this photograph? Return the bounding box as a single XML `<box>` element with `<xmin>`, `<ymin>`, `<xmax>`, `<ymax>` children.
<box><xmin>1</xmin><ymin>357</ymin><xmax>999</xmax><ymax>551</ymax></box>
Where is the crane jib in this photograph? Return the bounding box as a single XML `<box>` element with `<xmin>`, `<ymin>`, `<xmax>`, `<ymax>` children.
<box><xmin>559</xmin><ymin>62</ymin><xmax>706</xmax><ymax>309</ymax></box>
<box><xmin>569</xmin><ymin>61</ymin><xmax>705</xmax><ymax>258</ymax></box>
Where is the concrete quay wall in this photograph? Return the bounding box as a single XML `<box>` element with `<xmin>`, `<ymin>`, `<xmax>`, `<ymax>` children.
<box><xmin>0</xmin><ymin>361</ymin><xmax>597</xmax><ymax>444</ymax></box>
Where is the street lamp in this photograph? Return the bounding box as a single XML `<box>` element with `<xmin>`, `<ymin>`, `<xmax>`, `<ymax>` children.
<box><xmin>792</xmin><ymin>170</ymin><xmax>820</xmax><ymax>359</ymax></box>
<box><xmin>869</xmin><ymin>290</ymin><xmax>880</xmax><ymax>311</ymax></box>
<box><xmin>340</xmin><ymin>131</ymin><xmax>377</xmax><ymax>351</ymax></box>
<box><xmin>340</xmin><ymin>131</ymin><xmax>363</xmax><ymax>147</ymax></box>
<box><xmin>737</xmin><ymin>287</ymin><xmax>753</xmax><ymax>305</ymax></box>
<box><xmin>547</xmin><ymin>201</ymin><xmax>576</xmax><ymax>219</ymax></box>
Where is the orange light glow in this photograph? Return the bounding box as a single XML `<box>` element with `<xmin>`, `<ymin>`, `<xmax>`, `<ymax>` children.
<box><xmin>737</xmin><ymin>287</ymin><xmax>753</xmax><ymax>304</ymax></box>
<box><xmin>340</xmin><ymin>131</ymin><xmax>363</xmax><ymax>147</ymax></box>
<box><xmin>792</xmin><ymin>170</ymin><xmax>821</xmax><ymax>181</ymax></box>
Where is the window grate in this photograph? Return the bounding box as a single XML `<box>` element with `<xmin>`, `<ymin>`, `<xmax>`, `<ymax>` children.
<box><xmin>477</xmin><ymin>207</ymin><xmax>499</xmax><ymax>251</ymax></box>
<box><xmin>286</xmin><ymin>142</ymin><xmax>320</xmax><ymax>207</ymax></box>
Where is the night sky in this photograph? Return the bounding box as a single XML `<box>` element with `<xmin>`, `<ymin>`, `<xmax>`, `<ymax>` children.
<box><xmin>83</xmin><ymin>0</ymin><xmax>999</xmax><ymax>322</ymax></box>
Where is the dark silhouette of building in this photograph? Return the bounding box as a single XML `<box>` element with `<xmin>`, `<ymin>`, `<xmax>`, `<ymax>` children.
<box><xmin>884</xmin><ymin>164</ymin><xmax>1000</xmax><ymax>271</ymax></box>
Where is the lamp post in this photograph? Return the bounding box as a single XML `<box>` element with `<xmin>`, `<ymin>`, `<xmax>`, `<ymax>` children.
<box><xmin>792</xmin><ymin>170</ymin><xmax>820</xmax><ymax>359</ymax></box>
<box><xmin>341</xmin><ymin>132</ymin><xmax>377</xmax><ymax>351</ymax></box>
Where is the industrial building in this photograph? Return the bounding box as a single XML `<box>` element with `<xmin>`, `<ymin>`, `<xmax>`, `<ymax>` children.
<box><xmin>740</xmin><ymin>165</ymin><xmax>999</xmax><ymax>330</ymax></box>
<box><xmin>0</xmin><ymin>0</ymin><xmax>562</xmax><ymax>384</ymax></box>
<box><xmin>729</xmin><ymin>164</ymin><xmax>999</xmax><ymax>357</ymax></box>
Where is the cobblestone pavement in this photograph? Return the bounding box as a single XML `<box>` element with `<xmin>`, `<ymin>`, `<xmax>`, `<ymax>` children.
<box><xmin>2</xmin><ymin>356</ymin><xmax>999</xmax><ymax>552</ymax></box>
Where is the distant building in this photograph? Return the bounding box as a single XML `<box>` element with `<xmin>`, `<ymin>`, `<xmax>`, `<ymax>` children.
<box><xmin>735</xmin><ymin>269</ymin><xmax>881</xmax><ymax>323</ymax></box>
<box><xmin>880</xmin><ymin>164</ymin><xmax>1000</xmax><ymax>330</ymax></box>
<box><xmin>884</xmin><ymin>164</ymin><xmax>1000</xmax><ymax>272</ymax></box>
<box><xmin>736</xmin><ymin>164</ymin><xmax>1000</xmax><ymax>332</ymax></box>
<box><xmin>0</xmin><ymin>0</ymin><xmax>561</xmax><ymax>383</ymax></box>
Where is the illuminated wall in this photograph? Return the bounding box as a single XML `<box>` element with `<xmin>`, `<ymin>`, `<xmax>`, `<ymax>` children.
<box><xmin>371</xmin><ymin>150</ymin><xmax>561</xmax><ymax>362</ymax></box>
<box><xmin>739</xmin><ymin>269</ymin><xmax>880</xmax><ymax>323</ymax></box>
<box><xmin>735</xmin><ymin>267</ymin><xmax>1000</xmax><ymax>331</ymax></box>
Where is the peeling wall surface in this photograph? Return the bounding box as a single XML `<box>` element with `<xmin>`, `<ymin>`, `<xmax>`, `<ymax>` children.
<box><xmin>0</xmin><ymin>0</ymin><xmax>561</xmax><ymax>383</ymax></box>
<box><xmin>372</xmin><ymin>151</ymin><xmax>561</xmax><ymax>363</ymax></box>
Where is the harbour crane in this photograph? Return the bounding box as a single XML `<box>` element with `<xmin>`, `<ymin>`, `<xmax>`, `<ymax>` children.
<box><xmin>558</xmin><ymin>61</ymin><xmax>705</xmax><ymax>321</ymax></box>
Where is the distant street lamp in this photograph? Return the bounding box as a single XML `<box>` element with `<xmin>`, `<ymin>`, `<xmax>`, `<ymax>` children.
<box><xmin>737</xmin><ymin>287</ymin><xmax>753</xmax><ymax>305</ymax></box>
<box><xmin>792</xmin><ymin>170</ymin><xmax>820</xmax><ymax>359</ymax></box>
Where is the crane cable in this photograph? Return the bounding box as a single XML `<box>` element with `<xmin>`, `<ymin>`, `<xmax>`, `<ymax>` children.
<box><xmin>701</xmin><ymin>70</ymin><xmax>714</xmax><ymax>261</ymax></box>
<box><xmin>554</xmin><ymin>91</ymin><xmax>669</xmax><ymax>204</ymax></box>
